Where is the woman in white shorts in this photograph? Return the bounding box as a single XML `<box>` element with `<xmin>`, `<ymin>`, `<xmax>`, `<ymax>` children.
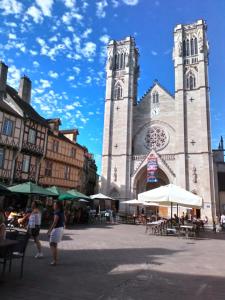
<box><xmin>47</xmin><ymin>201</ymin><xmax>64</xmax><ymax>265</ymax></box>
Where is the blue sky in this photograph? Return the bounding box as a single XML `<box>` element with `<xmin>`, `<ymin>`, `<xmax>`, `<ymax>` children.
<box><xmin>0</xmin><ymin>0</ymin><xmax>224</xmax><ymax>173</ymax></box>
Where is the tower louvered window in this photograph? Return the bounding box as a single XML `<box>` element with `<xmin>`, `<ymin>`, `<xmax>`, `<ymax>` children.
<box><xmin>115</xmin><ymin>53</ymin><xmax>125</xmax><ymax>70</ymax></box>
<box><xmin>152</xmin><ymin>92</ymin><xmax>159</xmax><ymax>104</ymax></box>
<box><xmin>183</xmin><ymin>37</ymin><xmax>198</xmax><ymax>57</ymax></box>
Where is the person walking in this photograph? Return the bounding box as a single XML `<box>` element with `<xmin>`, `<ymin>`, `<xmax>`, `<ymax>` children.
<box><xmin>28</xmin><ymin>200</ymin><xmax>43</xmax><ymax>258</ymax></box>
<box><xmin>47</xmin><ymin>201</ymin><xmax>64</xmax><ymax>266</ymax></box>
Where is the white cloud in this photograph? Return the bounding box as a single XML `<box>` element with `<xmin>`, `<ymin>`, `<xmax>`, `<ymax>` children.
<box><xmin>99</xmin><ymin>34</ymin><xmax>110</xmax><ymax>44</ymax></box>
<box><xmin>81</xmin><ymin>42</ymin><xmax>96</xmax><ymax>58</ymax></box>
<box><xmin>48</xmin><ymin>70</ymin><xmax>59</xmax><ymax>78</ymax></box>
<box><xmin>8</xmin><ymin>33</ymin><xmax>17</xmax><ymax>40</ymax></box>
<box><xmin>151</xmin><ymin>50</ymin><xmax>158</xmax><ymax>56</ymax></box>
<box><xmin>0</xmin><ymin>0</ymin><xmax>23</xmax><ymax>15</ymax></box>
<box><xmin>122</xmin><ymin>0</ymin><xmax>139</xmax><ymax>5</ymax></box>
<box><xmin>111</xmin><ymin>0</ymin><xmax>119</xmax><ymax>7</ymax></box>
<box><xmin>40</xmin><ymin>79</ymin><xmax>51</xmax><ymax>88</ymax></box>
<box><xmin>7</xmin><ymin>64</ymin><xmax>21</xmax><ymax>88</ymax></box>
<box><xmin>30</xmin><ymin>50</ymin><xmax>38</xmax><ymax>56</ymax></box>
<box><xmin>82</xmin><ymin>28</ymin><xmax>92</xmax><ymax>39</ymax></box>
<box><xmin>27</xmin><ymin>6</ymin><xmax>43</xmax><ymax>23</ymax></box>
<box><xmin>85</xmin><ymin>76</ymin><xmax>92</xmax><ymax>85</ymax></box>
<box><xmin>33</xmin><ymin>61</ymin><xmax>40</xmax><ymax>68</ymax></box>
<box><xmin>67</xmin><ymin>75</ymin><xmax>75</xmax><ymax>81</ymax></box>
<box><xmin>96</xmin><ymin>0</ymin><xmax>108</xmax><ymax>18</ymax></box>
<box><xmin>73</xmin><ymin>66</ymin><xmax>80</xmax><ymax>74</ymax></box>
<box><xmin>63</xmin><ymin>0</ymin><xmax>76</xmax><ymax>8</ymax></box>
<box><xmin>35</xmin><ymin>0</ymin><xmax>54</xmax><ymax>17</ymax></box>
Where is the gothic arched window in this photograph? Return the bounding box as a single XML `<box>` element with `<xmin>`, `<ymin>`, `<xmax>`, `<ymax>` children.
<box><xmin>186</xmin><ymin>39</ymin><xmax>190</xmax><ymax>56</ymax></box>
<box><xmin>183</xmin><ymin>40</ymin><xmax>186</xmax><ymax>56</ymax></box>
<box><xmin>152</xmin><ymin>92</ymin><xmax>159</xmax><ymax>104</ymax></box>
<box><xmin>189</xmin><ymin>75</ymin><xmax>196</xmax><ymax>90</ymax></box>
<box><xmin>191</xmin><ymin>38</ymin><xmax>194</xmax><ymax>56</ymax></box>
<box><xmin>114</xmin><ymin>83</ymin><xmax>123</xmax><ymax>99</ymax></box>
<box><xmin>186</xmin><ymin>73</ymin><xmax>196</xmax><ymax>90</ymax></box>
<box><xmin>115</xmin><ymin>53</ymin><xmax>125</xmax><ymax>70</ymax></box>
<box><xmin>194</xmin><ymin>37</ymin><xmax>198</xmax><ymax>55</ymax></box>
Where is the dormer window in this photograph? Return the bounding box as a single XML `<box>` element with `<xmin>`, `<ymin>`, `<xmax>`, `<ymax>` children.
<box><xmin>152</xmin><ymin>92</ymin><xmax>159</xmax><ymax>104</ymax></box>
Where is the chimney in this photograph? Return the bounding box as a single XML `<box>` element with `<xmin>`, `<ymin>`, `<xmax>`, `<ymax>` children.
<box><xmin>0</xmin><ymin>61</ymin><xmax>8</xmax><ymax>95</ymax></box>
<box><xmin>18</xmin><ymin>75</ymin><xmax>32</xmax><ymax>103</ymax></box>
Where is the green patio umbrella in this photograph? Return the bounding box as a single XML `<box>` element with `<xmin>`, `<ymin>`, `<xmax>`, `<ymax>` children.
<box><xmin>58</xmin><ymin>189</ymin><xmax>90</xmax><ymax>201</ymax></box>
<box><xmin>46</xmin><ymin>186</ymin><xmax>66</xmax><ymax>196</ymax></box>
<box><xmin>0</xmin><ymin>183</ymin><xmax>11</xmax><ymax>195</ymax></box>
<box><xmin>8</xmin><ymin>181</ymin><xmax>57</xmax><ymax>196</ymax></box>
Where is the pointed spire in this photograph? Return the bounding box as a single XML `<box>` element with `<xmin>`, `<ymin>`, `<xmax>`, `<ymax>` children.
<box><xmin>220</xmin><ymin>136</ymin><xmax>224</xmax><ymax>150</ymax></box>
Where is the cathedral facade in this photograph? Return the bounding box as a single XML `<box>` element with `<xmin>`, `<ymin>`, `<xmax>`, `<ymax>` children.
<box><xmin>101</xmin><ymin>20</ymin><xmax>216</xmax><ymax>220</ymax></box>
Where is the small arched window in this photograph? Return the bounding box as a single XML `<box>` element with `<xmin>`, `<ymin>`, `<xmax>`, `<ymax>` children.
<box><xmin>186</xmin><ymin>73</ymin><xmax>196</xmax><ymax>90</ymax></box>
<box><xmin>114</xmin><ymin>83</ymin><xmax>123</xmax><ymax>99</ymax></box>
<box><xmin>152</xmin><ymin>92</ymin><xmax>159</xmax><ymax>104</ymax></box>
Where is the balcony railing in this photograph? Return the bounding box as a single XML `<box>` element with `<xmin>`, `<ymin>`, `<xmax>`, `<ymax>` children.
<box><xmin>22</xmin><ymin>142</ymin><xmax>44</xmax><ymax>156</ymax></box>
<box><xmin>0</xmin><ymin>134</ymin><xmax>19</xmax><ymax>149</ymax></box>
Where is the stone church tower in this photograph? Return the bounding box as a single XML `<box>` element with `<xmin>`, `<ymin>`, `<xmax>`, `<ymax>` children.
<box><xmin>101</xmin><ymin>20</ymin><xmax>215</xmax><ymax>220</ymax></box>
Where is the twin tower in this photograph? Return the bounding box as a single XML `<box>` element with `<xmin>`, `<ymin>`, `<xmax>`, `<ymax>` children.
<box><xmin>101</xmin><ymin>20</ymin><xmax>215</xmax><ymax>220</ymax></box>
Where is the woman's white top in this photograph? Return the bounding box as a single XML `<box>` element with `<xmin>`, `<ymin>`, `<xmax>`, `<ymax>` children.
<box><xmin>28</xmin><ymin>212</ymin><xmax>41</xmax><ymax>228</ymax></box>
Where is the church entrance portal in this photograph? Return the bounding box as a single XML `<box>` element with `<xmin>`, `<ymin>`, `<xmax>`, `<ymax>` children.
<box><xmin>134</xmin><ymin>167</ymin><xmax>170</xmax><ymax>218</ymax></box>
<box><xmin>135</xmin><ymin>167</ymin><xmax>170</xmax><ymax>195</ymax></box>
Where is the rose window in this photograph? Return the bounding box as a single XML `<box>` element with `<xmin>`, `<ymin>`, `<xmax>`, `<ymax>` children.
<box><xmin>144</xmin><ymin>126</ymin><xmax>169</xmax><ymax>151</ymax></box>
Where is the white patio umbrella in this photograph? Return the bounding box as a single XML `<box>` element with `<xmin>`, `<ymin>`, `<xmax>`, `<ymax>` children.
<box><xmin>138</xmin><ymin>184</ymin><xmax>202</xmax><ymax>208</ymax></box>
<box><xmin>90</xmin><ymin>193</ymin><xmax>115</xmax><ymax>200</ymax></box>
<box><xmin>120</xmin><ymin>199</ymin><xmax>143</xmax><ymax>205</ymax></box>
<box><xmin>90</xmin><ymin>193</ymin><xmax>116</xmax><ymax>211</ymax></box>
<box><xmin>138</xmin><ymin>184</ymin><xmax>202</xmax><ymax>226</ymax></box>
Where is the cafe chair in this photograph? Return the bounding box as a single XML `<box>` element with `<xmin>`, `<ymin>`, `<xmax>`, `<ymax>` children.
<box><xmin>9</xmin><ymin>231</ymin><xmax>30</xmax><ymax>278</ymax></box>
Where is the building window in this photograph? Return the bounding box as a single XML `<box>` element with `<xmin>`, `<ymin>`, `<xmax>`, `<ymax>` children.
<box><xmin>2</xmin><ymin>118</ymin><xmax>13</xmax><ymax>136</ymax></box>
<box><xmin>0</xmin><ymin>148</ymin><xmax>4</xmax><ymax>169</ymax></box>
<box><xmin>28</xmin><ymin>128</ymin><xmax>36</xmax><ymax>144</ymax></box>
<box><xmin>114</xmin><ymin>83</ymin><xmax>123</xmax><ymax>100</ymax></box>
<box><xmin>183</xmin><ymin>37</ymin><xmax>198</xmax><ymax>57</ymax></box>
<box><xmin>115</xmin><ymin>53</ymin><xmax>125</xmax><ymax>70</ymax></box>
<box><xmin>45</xmin><ymin>160</ymin><xmax>53</xmax><ymax>177</ymax></box>
<box><xmin>53</xmin><ymin>140</ymin><xmax>59</xmax><ymax>152</ymax></box>
<box><xmin>186</xmin><ymin>74</ymin><xmax>196</xmax><ymax>90</ymax></box>
<box><xmin>152</xmin><ymin>92</ymin><xmax>159</xmax><ymax>104</ymax></box>
<box><xmin>22</xmin><ymin>155</ymin><xmax>30</xmax><ymax>173</ymax></box>
<box><xmin>70</xmin><ymin>148</ymin><xmax>76</xmax><ymax>158</ymax></box>
<box><xmin>64</xmin><ymin>165</ymin><xmax>70</xmax><ymax>180</ymax></box>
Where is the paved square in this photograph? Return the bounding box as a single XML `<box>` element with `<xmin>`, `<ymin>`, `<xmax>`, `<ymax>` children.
<box><xmin>1</xmin><ymin>225</ymin><xmax>225</xmax><ymax>300</ymax></box>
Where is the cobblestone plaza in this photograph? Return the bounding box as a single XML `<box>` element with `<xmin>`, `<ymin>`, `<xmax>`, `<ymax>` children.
<box><xmin>1</xmin><ymin>225</ymin><xmax>225</xmax><ymax>300</ymax></box>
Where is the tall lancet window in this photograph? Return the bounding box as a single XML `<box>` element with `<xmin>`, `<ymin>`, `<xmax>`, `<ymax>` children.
<box><xmin>186</xmin><ymin>73</ymin><xmax>196</xmax><ymax>90</ymax></box>
<box><xmin>152</xmin><ymin>92</ymin><xmax>159</xmax><ymax>104</ymax></box>
<box><xmin>115</xmin><ymin>53</ymin><xmax>125</xmax><ymax>70</ymax></box>
<box><xmin>114</xmin><ymin>83</ymin><xmax>123</xmax><ymax>100</ymax></box>
<box><xmin>194</xmin><ymin>37</ymin><xmax>198</xmax><ymax>55</ymax></box>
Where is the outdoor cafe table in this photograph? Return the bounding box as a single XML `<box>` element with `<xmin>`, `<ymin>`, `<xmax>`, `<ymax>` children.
<box><xmin>0</xmin><ymin>239</ymin><xmax>18</xmax><ymax>278</ymax></box>
<box><xmin>146</xmin><ymin>220</ymin><xmax>164</xmax><ymax>234</ymax></box>
<box><xmin>180</xmin><ymin>225</ymin><xmax>194</xmax><ymax>239</ymax></box>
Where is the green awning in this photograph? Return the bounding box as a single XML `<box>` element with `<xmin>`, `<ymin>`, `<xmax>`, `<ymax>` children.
<box><xmin>8</xmin><ymin>181</ymin><xmax>57</xmax><ymax>196</ymax></box>
<box><xmin>58</xmin><ymin>189</ymin><xmax>90</xmax><ymax>201</ymax></box>
<box><xmin>46</xmin><ymin>186</ymin><xmax>66</xmax><ymax>196</ymax></box>
<box><xmin>0</xmin><ymin>183</ymin><xmax>11</xmax><ymax>195</ymax></box>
